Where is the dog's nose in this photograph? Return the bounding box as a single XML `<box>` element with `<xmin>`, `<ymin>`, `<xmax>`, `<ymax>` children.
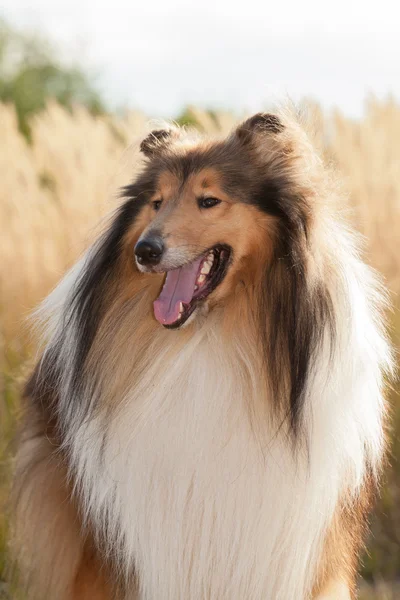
<box><xmin>135</xmin><ymin>237</ymin><xmax>164</xmax><ymax>266</ymax></box>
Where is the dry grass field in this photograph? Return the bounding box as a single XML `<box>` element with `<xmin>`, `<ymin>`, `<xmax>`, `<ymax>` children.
<box><xmin>0</xmin><ymin>99</ymin><xmax>399</xmax><ymax>598</ymax></box>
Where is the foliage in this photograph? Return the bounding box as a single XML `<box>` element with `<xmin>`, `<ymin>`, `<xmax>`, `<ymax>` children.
<box><xmin>0</xmin><ymin>19</ymin><xmax>104</xmax><ymax>139</ymax></box>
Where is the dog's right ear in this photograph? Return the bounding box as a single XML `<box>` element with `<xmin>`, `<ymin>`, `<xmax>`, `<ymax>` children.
<box><xmin>140</xmin><ymin>128</ymin><xmax>174</xmax><ymax>158</ymax></box>
<box><xmin>235</xmin><ymin>113</ymin><xmax>284</xmax><ymax>145</ymax></box>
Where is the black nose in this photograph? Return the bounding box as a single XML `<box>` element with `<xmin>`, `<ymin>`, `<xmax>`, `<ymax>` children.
<box><xmin>135</xmin><ymin>237</ymin><xmax>164</xmax><ymax>266</ymax></box>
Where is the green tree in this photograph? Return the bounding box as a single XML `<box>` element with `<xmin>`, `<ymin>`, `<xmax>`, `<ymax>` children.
<box><xmin>0</xmin><ymin>19</ymin><xmax>105</xmax><ymax>139</ymax></box>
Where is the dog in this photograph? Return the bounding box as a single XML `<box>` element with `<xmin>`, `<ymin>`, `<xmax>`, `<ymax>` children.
<box><xmin>12</xmin><ymin>111</ymin><xmax>392</xmax><ymax>599</ymax></box>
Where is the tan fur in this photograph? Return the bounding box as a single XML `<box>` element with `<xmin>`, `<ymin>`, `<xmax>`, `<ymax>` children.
<box><xmin>312</xmin><ymin>477</ymin><xmax>375</xmax><ymax>599</ymax></box>
<box><xmin>314</xmin><ymin>579</ymin><xmax>352</xmax><ymax>599</ymax></box>
<box><xmin>73</xmin><ymin>543</ymin><xmax>113</xmax><ymax>600</ymax></box>
<box><xmin>11</xmin><ymin>401</ymin><xmax>114</xmax><ymax>600</ymax></box>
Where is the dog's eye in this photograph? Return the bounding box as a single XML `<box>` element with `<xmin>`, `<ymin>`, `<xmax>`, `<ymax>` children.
<box><xmin>198</xmin><ymin>197</ymin><xmax>221</xmax><ymax>209</ymax></box>
<box><xmin>152</xmin><ymin>200</ymin><xmax>163</xmax><ymax>211</ymax></box>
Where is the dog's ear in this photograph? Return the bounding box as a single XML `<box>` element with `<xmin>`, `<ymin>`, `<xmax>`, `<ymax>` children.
<box><xmin>140</xmin><ymin>128</ymin><xmax>174</xmax><ymax>158</ymax></box>
<box><xmin>236</xmin><ymin>113</ymin><xmax>284</xmax><ymax>144</ymax></box>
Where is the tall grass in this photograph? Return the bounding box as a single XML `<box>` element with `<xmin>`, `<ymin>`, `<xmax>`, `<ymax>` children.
<box><xmin>0</xmin><ymin>100</ymin><xmax>399</xmax><ymax>598</ymax></box>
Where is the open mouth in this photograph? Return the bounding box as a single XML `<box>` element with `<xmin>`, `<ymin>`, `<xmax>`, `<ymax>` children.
<box><xmin>153</xmin><ymin>245</ymin><xmax>232</xmax><ymax>328</ymax></box>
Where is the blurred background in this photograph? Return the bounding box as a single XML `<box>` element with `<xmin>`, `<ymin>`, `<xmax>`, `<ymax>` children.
<box><xmin>0</xmin><ymin>2</ymin><xmax>399</xmax><ymax>598</ymax></box>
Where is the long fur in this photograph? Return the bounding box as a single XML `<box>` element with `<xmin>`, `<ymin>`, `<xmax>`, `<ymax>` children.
<box><xmin>12</xmin><ymin>110</ymin><xmax>392</xmax><ymax>600</ymax></box>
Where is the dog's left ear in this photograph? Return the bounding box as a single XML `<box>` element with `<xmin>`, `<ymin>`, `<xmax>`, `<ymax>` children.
<box><xmin>236</xmin><ymin>113</ymin><xmax>284</xmax><ymax>144</ymax></box>
<box><xmin>140</xmin><ymin>128</ymin><xmax>174</xmax><ymax>158</ymax></box>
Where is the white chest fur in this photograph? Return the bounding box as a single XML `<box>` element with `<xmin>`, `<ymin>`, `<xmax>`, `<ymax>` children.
<box><xmin>68</xmin><ymin>325</ymin><xmax>369</xmax><ymax>600</ymax></box>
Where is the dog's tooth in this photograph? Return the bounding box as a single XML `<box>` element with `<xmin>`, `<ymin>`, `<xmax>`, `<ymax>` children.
<box><xmin>197</xmin><ymin>274</ymin><xmax>206</xmax><ymax>285</ymax></box>
<box><xmin>194</xmin><ymin>285</ymin><xmax>198</xmax><ymax>291</ymax></box>
<box><xmin>201</xmin><ymin>262</ymin><xmax>211</xmax><ymax>275</ymax></box>
<box><xmin>179</xmin><ymin>302</ymin><xmax>184</xmax><ymax>314</ymax></box>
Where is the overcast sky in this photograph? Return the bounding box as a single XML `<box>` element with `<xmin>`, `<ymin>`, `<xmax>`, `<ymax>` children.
<box><xmin>3</xmin><ymin>0</ymin><xmax>399</xmax><ymax>118</ymax></box>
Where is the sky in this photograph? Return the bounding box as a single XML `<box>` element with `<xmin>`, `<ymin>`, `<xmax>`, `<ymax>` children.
<box><xmin>2</xmin><ymin>0</ymin><xmax>399</xmax><ymax>118</ymax></box>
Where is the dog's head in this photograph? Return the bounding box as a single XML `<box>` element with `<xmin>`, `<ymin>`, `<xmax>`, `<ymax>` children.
<box><xmin>121</xmin><ymin>113</ymin><xmax>310</xmax><ymax>329</ymax></box>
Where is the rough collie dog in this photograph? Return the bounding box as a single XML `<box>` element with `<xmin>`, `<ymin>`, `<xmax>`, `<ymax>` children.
<box><xmin>12</xmin><ymin>112</ymin><xmax>392</xmax><ymax>600</ymax></box>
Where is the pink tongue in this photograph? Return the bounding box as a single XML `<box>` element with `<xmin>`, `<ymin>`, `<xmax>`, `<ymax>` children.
<box><xmin>153</xmin><ymin>257</ymin><xmax>203</xmax><ymax>325</ymax></box>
